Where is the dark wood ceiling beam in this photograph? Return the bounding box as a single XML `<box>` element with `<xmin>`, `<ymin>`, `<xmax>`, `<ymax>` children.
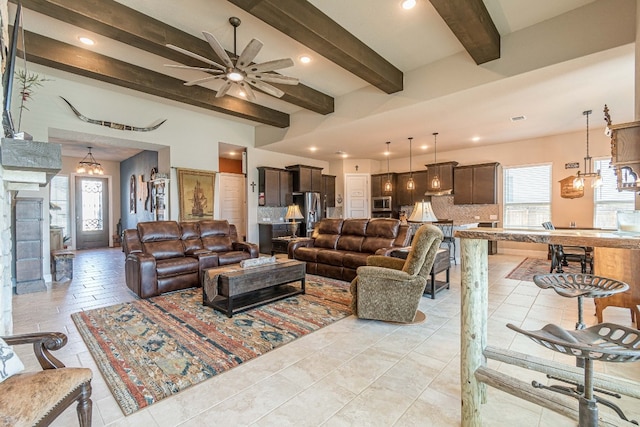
<box><xmin>429</xmin><ymin>0</ymin><xmax>500</xmax><ymax>65</ymax></box>
<box><xmin>228</xmin><ymin>0</ymin><xmax>403</xmax><ymax>94</ymax></box>
<box><xmin>21</xmin><ymin>30</ymin><xmax>290</xmax><ymax>128</ymax></box>
<box><xmin>11</xmin><ymin>0</ymin><xmax>333</xmax><ymax>115</ymax></box>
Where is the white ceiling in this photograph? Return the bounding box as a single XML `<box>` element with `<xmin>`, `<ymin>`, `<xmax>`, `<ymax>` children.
<box><xmin>14</xmin><ymin>0</ymin><xmax>636</xmax><ymax>163</ymax></box>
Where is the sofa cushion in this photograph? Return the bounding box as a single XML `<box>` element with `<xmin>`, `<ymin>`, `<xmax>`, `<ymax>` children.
<box><xmin>315</xmin><ymin>219</ymin><xmax>343</xmax><ymax>235</ymax></box>
<box><xmin>317</xmin><ymin>249</ymin><xmax>345</xmax><ymax>266</ymax></box>
<box><xmin>366</xmin><ymin>218</ymin><xmax>400</xmax><ymax>238</ymax></box>
<box><xmin>180</xmin><ymin>222</ymin><xmax>204</xmax><ymax>254</ymax></box>
<box><xmin>202</xmin><ymin>236</ymin><xmax>234</xmax><ymax>252</ymax></box>
<box><xmin>155</xmin><ymin>257</ymin><xmax>199</xmax><ymax>278</ymax></box>
<box><xmin>314</xmin><ymin>234</ymin><xmax>339</xmax><ymax>249</ymax></box>
<box><xmin>138</xmin><ymin>221</ymin><xmax>182</xmax><ymax>242</ymax></box>
<box><xmin>294</xmin><ymin>247</ymin><xmax>322</xmax><ymax>262</ymax></box>
<box><xmin>341</xmin><ymin>219</ymin><xmax>368</xmax><ymax>236</ymax></box>
<box><xmin>143</xmin><ymin>240</ymin><xmax>185</xmax><ymax>260</ymax></box>
<box><xmin>361</xmin><ymin>236</ymin><xmax>395</xmax><ymax>254</ymax></box>
<box><xmin>337</xmin><ymin>235</ymin><xmax>364</xmax><ymax>252</ymax></box>
<box><xmin>199</xmin><ymin>220</ymin><xmax>230</xmax><ymax>237</ymax></box>
<box><xmin>218</xmin><ymin>251</ymin><xmax>252</xmax><ymax>265</ymax></box>
<box><xmin>342</xmin><ymin>252</ymin><xmax>370</xmax><ymax>269</ymax></box>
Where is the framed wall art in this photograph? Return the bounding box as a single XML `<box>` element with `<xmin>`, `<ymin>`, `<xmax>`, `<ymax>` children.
<box><xmin>177</xmin><ymin>168</ymin><xmax>216</xmax><ymax>221</ymax></box>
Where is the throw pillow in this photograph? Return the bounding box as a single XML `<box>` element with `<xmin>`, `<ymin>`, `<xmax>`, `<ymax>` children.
<box><xmin>0</xmin><ymin>337</ymin><xmax>25</xmax><ymax>382</ymax></box>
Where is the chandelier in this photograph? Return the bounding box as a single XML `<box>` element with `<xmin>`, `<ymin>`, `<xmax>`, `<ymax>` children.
<box><xmin>76</xmin><ymin>146</ymin><xmax>104</xmax><ymax>175</ymax></box>
<box><xmin>384</xmin><ymin>141</ymin><xmax>392</xmax><ymax>192</ymax></box>
<box><xmin>407</xmin><ymin>137</ymin><xmax>415</xmax><ymax>190</ymax></box>
<box><xmin>431</xmin><ymin>132</ymin><xmax>441</xmax><ymax>189</ymax></box>
<box><xmin>573</xmin><ymin>110</ymin><xmax>602</xmax><ymax>190</ymax></box>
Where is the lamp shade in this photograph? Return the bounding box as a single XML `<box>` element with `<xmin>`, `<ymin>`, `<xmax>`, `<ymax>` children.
<box><xmin>407</xmin><ymin>201</ymin><xmax>438</xmax><ymax>223</ymax></box>
<box><xmin>285</xmin><ymin>204</ymin><xmax>303</xmax><ymax>220</ymax></box>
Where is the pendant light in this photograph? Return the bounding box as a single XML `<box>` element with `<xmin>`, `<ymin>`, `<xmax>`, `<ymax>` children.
<box><xmin>384</xmin><ymin>141</ymin><xmax>392</xmax><ymax>192</ymax></box>
<box><xmin>573</xmin><ymin>110</ymin><xmax>602</xmax><ymax>190</ymax></box>
<box><xmin>431</xmin><ymin>132</ymin><xmax>441</xmax><ymax>189</ymax></box>
<box><xmin>76</xmin><ymin>146</ymin><xmax>104</xmax><ymax>175</ymax></box>
<box><xmin>407</xmin><ymin>137</ymin><xmax>415</xmax><ymax>190</ymax></box>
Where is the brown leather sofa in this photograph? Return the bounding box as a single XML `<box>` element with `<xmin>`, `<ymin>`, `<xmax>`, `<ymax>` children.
<box><xmin>124</xmin><ymin>220</ymin><xmax>258</xmax><ymax>298</ymax></box>
<box><xmin>288</xmin><ymin>218</ymin><xmax>411</xmax><ymax>281</ymax></box>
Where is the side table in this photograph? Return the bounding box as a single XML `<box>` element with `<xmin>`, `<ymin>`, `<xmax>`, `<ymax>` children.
<box><xmin>390</xmin><ymin>247</ymin><xmax>451</xmax><ymax>299</ymax></box>
<box><xmin>271</xmin><ymin>236</ymin><xmax>308</xmax><ymax>256</ymax></box>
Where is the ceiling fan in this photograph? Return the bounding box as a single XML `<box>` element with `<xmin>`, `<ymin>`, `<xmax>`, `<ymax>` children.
<box><xmin>165</xmin><ymin>17</ymin><xmax>299</xmax><ymax>101</ymax></box>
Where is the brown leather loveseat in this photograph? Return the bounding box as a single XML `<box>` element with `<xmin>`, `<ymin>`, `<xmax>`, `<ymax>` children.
<box><xmin>288</xmin><ymin>218</ymin><xmax>411</xmax><ymax>281</ymax></box>
<box><xmin>124</xmin><ymin>220</ymin><xmax>258</xmax><ymax>298</ymax></box>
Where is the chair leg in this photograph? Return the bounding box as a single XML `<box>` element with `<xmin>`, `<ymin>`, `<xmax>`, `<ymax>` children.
<box><xmin>77</xmin><ymin>382</ymin><xmax>92</xmax><ymax>427</ymax></box>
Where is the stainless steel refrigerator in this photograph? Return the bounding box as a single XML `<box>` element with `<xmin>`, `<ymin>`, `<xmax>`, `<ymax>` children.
<box><xmin>292</xmin><ymin>192</ymin><xmax>322</xmax><ymax>237</ymax></box>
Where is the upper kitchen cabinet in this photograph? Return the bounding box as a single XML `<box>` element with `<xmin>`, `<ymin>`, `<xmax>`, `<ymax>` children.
<box><xmin>257</xmin><ymin>166</ymin><xmax>291</xmax><ymax>207</ymax></box>
<box><xmin>371</xmin><ymin>173</ymin><xmax>396</xmax><ymax>198</ymax></box>
<box><xmin>286</xmin><ymin>164</ymin><xmax>323</xmax><ymax>192</ymax></box>
<box><xmin>607</xmin><ymin>119</ymin><xmax>640</xmax><ymax>192</ymax></box>
<box><xmin>453</xmin><ymin>162</ymin><xmax>499</xmax><ymax>205</ymax></box>
<box><xmin>425</xmin><ymin>161</ymin><xmax>458</xmax><ymax>194</ymax></box>
<box><xmin>396</xmin><ymin>170</ymin><xmax>428</xmax><ymax>207</ymax></box>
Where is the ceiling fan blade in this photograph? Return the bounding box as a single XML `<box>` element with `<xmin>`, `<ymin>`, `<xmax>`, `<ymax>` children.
<box><xmin>203</xmin><ymin>31</ymin><xmax>234</xmax><ymax>69</ymax></box>
<box><xmin>164</xmin><ymin>64</ymin><xmax>224</xmax><ymax>73</ymax></box>
<box><xmin>166</xmin><ymin>44</ymin><xmax>225</xmax><ymax>70</ymax></box>
<box><xmin>238</xmin><ymin>82</ymin><xmax>257</xmax><ymax>101</ymax></box>
<box><xmin>247</xmin><ymin>58</ymin><xmax>294</xmax><ymax>73</ymax></box>
<box><xmin>247</xmin><ymin>79</ymin><xmax>285</xmax><ymax>98</ymax></box>
<box><xmin>184</xmin><ymin>75</ymin><xmax>223</xmax><ymax>86</ymax></box>
<box><xmin>215</xmin><ymin>81</ymin><xmax>233</xmax><ymax>98</ymax></box>
<box><xmin>250</xmin><ymin>73</ymin><xmax>299</xmax><ymax>85</ymax></box>
<box><xmin>237</xmin><ymin>39</ymin><xmax>263</xmax><ymax>69</ymax></box>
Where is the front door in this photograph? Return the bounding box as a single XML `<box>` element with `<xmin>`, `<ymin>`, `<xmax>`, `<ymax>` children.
<box><xmin>75</xmin><ymin>177</ymin><xmax>109</xmax><ymax>249</ymax></box>
<box><xmin>344</xmin><ymin>174</ymin><xmax>369</xmax><ymax>218</ymax></box>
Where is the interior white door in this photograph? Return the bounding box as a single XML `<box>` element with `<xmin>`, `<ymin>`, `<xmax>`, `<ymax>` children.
<box><xmin>218</xmin><ymin>173</ymin><xmax>246</xmax><ymax>241</ymax></box>
<box><xmin>344</xmin><ymin>174</ymin><xmax>369</xmax><ymax>219</ymax></box>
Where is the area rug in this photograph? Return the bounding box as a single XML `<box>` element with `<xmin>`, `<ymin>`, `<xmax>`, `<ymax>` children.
<box><xmin>505</xmin><ymin>257</ymin><xmax>582</xmax><ymax>281</ymax></box>
<box><xmin>71</xmin><ymin>275</ymin><xmax>351</xmax><ymax>415</ymax></box>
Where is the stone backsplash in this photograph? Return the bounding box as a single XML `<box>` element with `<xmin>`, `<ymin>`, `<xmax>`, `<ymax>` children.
<box><xmin>257</xmin><ymin>206</ymin><xmax>344</xmax><ymax>223</ymax></box>
<box><xmin>402</xmin><ymin>195</ymin><xmax>499</xmax><ymax>223</ymax></box>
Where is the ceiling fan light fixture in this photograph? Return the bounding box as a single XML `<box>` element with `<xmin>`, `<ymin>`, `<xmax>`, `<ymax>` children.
<box><xmin>227</xmin><ymin>70</ymin><xmax>244</xmax><ymax>82</ymax></box>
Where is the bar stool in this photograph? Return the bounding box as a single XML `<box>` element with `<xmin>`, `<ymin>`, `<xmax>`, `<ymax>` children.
<box><xmin>435</xmin><ymin>220</ymin><xmax>456</xmax><ymax>265</ymax></box>
<box><xmin>533</xmin><ymin>273</ymin><xmax>629</xmax><ymax>330</ymax></box>
<box><xmin>507</xmin><ymin>322</ymin><xmax>640</xmax><ymax>426</ymax></box>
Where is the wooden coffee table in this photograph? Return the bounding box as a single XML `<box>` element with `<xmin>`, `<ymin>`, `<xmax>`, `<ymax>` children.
<box><xmin>203</xmin><ymin>259</ymin><xmax>306</xmax><ymax>317</ymax></box>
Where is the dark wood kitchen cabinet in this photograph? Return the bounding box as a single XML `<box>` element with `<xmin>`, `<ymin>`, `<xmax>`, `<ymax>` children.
<box><xmin>286</xmin><ymin>164</ymin><xmax>323</xmax><ymax>192</ymax></box>
<box><xmin>257</xmin><ymin>167</ymin><xmax>291</xmax><ymax>207</ymax></box>
<box><xmin>321</xmin><ymin>174</ymin><xmax>336</xmax><ymax>214</ymax></box>
<box><xmin>453</xmin><ymin>162</ymin><xmax>499</xmax><ymax>205</ymax></box>
<box><xmin>396</xmin><ymin>170</ymin><xmax>427</xmax><ymax>207</ymax></box>
<box><xmin>425</xmin><ymin>161</ymin><xmax>457</xmax><ymax>193</ymax></box>
<box><xmin>371</xmin><ymin>173</ymin><xmax>396</xmax><ymax>198</ymax></box>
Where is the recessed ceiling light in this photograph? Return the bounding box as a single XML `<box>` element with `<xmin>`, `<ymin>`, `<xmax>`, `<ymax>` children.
<box><xmin>336</xmin><ymin>150</ymin><xmax>348</xmax><ymax>158</ymax></box>
<box><xmin>472</xmin><ymin>136</ymin><xmax>480</xmax><ymax>142</ymax></box>
<box><xmin>299</xmin><ymin>55</ymin><xmax>311</xmax><ymax>64</ymax></box>
<box><xmin>228</xmin><ymin>151</ymin><xmax>237</xmax><ymax>156</ymax></box>
<box><xmin>420</xmin><ymin>145</ymin><xmax>428</xmax><ymax>150</ymax></box>
<box><xmin>510</xmin><ymin>115</ymin><xmax>526</xmax><ymax>122</ymax></box>
<box><xmin>401</xmin><ymin>0</ymin><xmax>416</xmax><ymax>10</ymax></box>
<box><xmin>309</xmin><ymin>146</ymin><xmax>317</xmax><ymax>152</ymax></box>
<box><xmin>78</xmin><ymin>36</ymin><xmax>95</xmax><ymax>46</ymax></box>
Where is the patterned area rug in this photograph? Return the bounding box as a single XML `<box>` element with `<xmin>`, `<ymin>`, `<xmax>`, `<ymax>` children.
<box><xmin>505</xmin><ymin>257</ymin><xmax>583</xmax><ymax>282</ymax></box>
<box><xmin>71</xmin><ymin>275</ymin><xmax>351</xmax><ymax>415</ymax></box>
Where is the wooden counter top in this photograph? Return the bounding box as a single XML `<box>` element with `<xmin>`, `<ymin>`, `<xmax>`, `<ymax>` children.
<box><xmin>455</xmin><ymin>227</ymin><xmax>640</xmax><ymax>250</ymax></box>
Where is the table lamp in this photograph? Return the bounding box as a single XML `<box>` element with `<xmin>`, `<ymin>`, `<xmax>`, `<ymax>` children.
<box><xmin>285</xmin><ymin>204</ymin><xmax>304</xmax><ymax>237</ymax></box>
<box><xmin>407</xmin><ymin>200</ymin><xmax>438</xmax><ymax>223</ymax></box>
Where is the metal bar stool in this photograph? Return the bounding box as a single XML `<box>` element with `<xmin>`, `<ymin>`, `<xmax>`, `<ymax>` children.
<box><xmin>435</xmin><ymin>220</ymin><xmax>456</xmax><ymax>265</ymax></box>
<box><xmin>507</xmin><ymin>322</ymin><xmax>640</xmax><ymax>426</ymax></box>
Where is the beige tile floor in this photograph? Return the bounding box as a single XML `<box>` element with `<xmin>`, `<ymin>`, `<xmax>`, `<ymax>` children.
<box><xmin>9</xmin><ymin>248</ymin><xmax>640</xmax><ymax>426</ymax></box>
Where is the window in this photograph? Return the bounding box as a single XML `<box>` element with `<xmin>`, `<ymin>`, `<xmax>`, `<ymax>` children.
<box><xmin>503</xmin><ymin>164</ymin><xmax>551</xmax><ymax>228</ymax></box>
<box><xmin>49</xmin><ymin>175</ymin><xmax>70</xmax><ymax>238</ymax></box>
<box><xmin>594</xmin><ymin>158</ymin><xmax>635</xmax><ymax>229</ymax></box>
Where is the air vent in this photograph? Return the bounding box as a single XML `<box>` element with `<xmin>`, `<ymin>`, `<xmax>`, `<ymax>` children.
<box><xmin>510</xmin><ymin>115</ymin><xmax>526</xmax><ymax>122</ymax></box>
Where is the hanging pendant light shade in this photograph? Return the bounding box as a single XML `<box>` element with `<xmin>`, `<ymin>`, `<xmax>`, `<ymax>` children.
<box><xmin>573</xmin><ymin>110</ymin><xmax>602</xmax><ymax>190</ymax></box>
<box><xmin>431</xmin><ymin>132</ymin><xmax>441</xmax><ymax>189</ymax></box>
<box><xmin>407</xmin><ymin>137</ymin><xmax>415</xmax><ymax>190</ymax></box>
<box><xmin>76</xmin><ymin>146</ymin><xmax>104</xmax><ymax>175</ymax></box>
<box><xmin>384</xmin><ymin>141</ymin><xmax>392</xmax><ymax>192</ymax></box>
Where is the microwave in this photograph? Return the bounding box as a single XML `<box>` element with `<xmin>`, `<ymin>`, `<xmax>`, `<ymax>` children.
<box><xmin>372</xmin><ymin>196</ymin><xmax>392</xmax><ymax>212</ymax></box>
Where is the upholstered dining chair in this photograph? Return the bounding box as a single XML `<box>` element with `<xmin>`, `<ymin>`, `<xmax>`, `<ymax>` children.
<box><xmin>350</xmin><ymin>224</ymin><xmax>444</xmax><ymax>323</ymax></box>
<box><xmin>0</xmin><ymin>332</ymin><xmax>92</xmax><ymax>426</ymax></box>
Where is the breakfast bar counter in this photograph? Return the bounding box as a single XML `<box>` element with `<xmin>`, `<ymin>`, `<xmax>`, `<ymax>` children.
<box><xmin>455</xmin><ymin>227</ymin><xmax>640</xmax><ymax>426</ymax></box>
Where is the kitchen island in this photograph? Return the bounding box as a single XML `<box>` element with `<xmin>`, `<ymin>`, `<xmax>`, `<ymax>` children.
<box><xmin>455</xmin><ymin>227</ymin><xmax>640</xmax><ymax>426</ymax></box>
